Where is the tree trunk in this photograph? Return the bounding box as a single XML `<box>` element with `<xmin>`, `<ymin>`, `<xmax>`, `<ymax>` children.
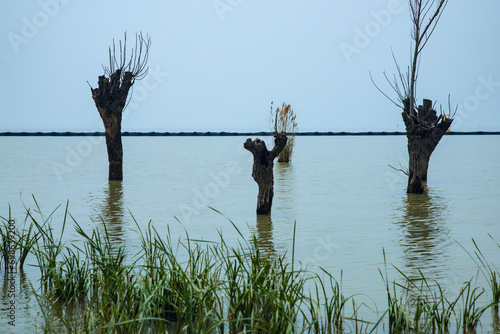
<box><xmin>256</xmin><ymin>178</ymin><xmax>274</xmax><ymax>215</ymax></box>
<box><xmin>403</xmin><ymin>98</ymin><xmax>452</xmax><ymax>194</ymax></box>
<box><xmin>244</xmin><ymin>133</ymin><xmax>287</xmax><ymax>214</ymax></box>
<box><xmin>103</xmin><ymin>113</ymin><xmax>123</xmax><ymax>180</ymax></box>
<box><xmin>90</xmin><ymin>71</ymin><xmax>133</xmax><ymax>181</ymax></box>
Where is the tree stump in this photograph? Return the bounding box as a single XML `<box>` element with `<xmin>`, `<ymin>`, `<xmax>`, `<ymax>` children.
<box><xmin>402</xmin><ymin>98</ymin><xmax>453</xmax><ymax>194</ymax></box>
<box><xmin>90</xmin><ymin>70</ymin><xmax>133</xmax><ymax>180</ymax></box>
<box><xmin>244</xmin><ymin>133</ymin><xmax>287</xmax><ymax>214</ymax></box>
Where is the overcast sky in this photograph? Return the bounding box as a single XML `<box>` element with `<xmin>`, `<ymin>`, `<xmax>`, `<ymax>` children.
<box><xmin>1</xmin><ymin>1</ymin><xmax>499</xmax><ymax>132</ymax></box>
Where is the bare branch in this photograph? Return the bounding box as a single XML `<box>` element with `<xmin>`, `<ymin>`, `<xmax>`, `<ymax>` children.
<box><xmin>448</xmin><ymin>94</ymin><xmax>458</xmax><ymax>118</ymax></box>
<box><xmin>372</xmin><ymin>0</ymin><xmax>449</xmax><ymax>117</ymax></box>
<box><xmin>388</xmin><ymin>163</ymin><xmax>409</xmax><ymax>176</ymax></box>
<box><xmin>369</xmin><ymin>71</ymin><xmax>403</xmax><ymax>108</ymax></box>
<box><xmin>274</xmin><ymin>108</ymin><xmax>278</xmax><ymax>136</ymax></box>
<box><xmin>103</xmin><ymin>32</ymin><xmax>151</xmax><ymax>82</ymax></box>
<box><xmin>417</xmin><ymin>0</ymin><xmax>448</xmax><ymax>53</ymax></box>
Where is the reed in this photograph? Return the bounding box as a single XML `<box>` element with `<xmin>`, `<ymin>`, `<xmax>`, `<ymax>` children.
<box><xmin>459</xmin><ymin>280</ymin><xmax>490</xmax><ymax>333</ymax></box>
<box><xmin>305</xmin><ymin>270</ymin><xmax>350</xmax><ymax>333</ymax></box>
<box><xmin>10</xmin><ymin>202</ymin><xmax>499</xmax><ymax>333</ymax></box>
<box><xmin>30</xmin><ymin>201</ymin><xmax>69</xmax><ymax>294</ymax></box>
<box><xmin>270</xmin><ymin>101</ymin><xmax>298</xmax><ymax>163</ymax></box>
<box><xmin>17</xmin><ymin>210</ymin><xmax>40</xmax><ymax>269</ymax></box>
<box><xmin>137</xmin><ymin>219</ymin><xmax>224</xmax><ymax>332</ymax></box>
<box><xmin>375</xmin><ymin>250</ymin><xmax>413</xmax><ymax>333</ymax></box>
<box><xmin>0</xmin><ymin>210</ymin><xmax>41</xmax><ymax>274</ymax></box>
<box><xmin>220</xmin><ymin>234</ymin><xmax>305</xmax><ymax>332</ymax></box>
<box><xmin>0</xmin><ymin>220</ymin><xmax>9</xmax><ymax>270</ymax></box>
<box><xmin>371</xmin><ymin>251</ymin><xmax>484</xmax><ymax>334</ymax></box>
<box><xmin>461</xmin><ymin>237</ymin><xmax>500</xmax><ymax>313</ymax></box>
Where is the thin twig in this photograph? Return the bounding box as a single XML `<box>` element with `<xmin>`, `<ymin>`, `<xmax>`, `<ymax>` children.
<box><xmin>369</xmin><ymin>71</ymin><xmax>403</xmax><ymax>108</ymax></box>
<box><xmin>388</xmin><ymin>163</ymin><xmax>409</xmax><ymax>176</ymax></box>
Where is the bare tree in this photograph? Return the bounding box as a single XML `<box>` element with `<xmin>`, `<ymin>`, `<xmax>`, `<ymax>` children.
<box><xmin>244</xmin><ymin>132</ymin><xmax>287</xmax><ymax>215</ymax></box>
<box><xmin>89</xmin><ymin>32</ymin><xmax>151</xmax><ymax>180</ymax></box>
<box><xmin>372</xmin><ymin>0</ymin><xmax>455</xmax><ymax>193</ymax></box>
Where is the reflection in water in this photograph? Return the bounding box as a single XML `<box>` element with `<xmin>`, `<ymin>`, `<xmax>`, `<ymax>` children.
<box><xmin>274</xmin><ymin>162</ymin><xmax>297</xmax><ymax>219</ymax></box>
<box><xmin>255</xmin><ymin>214</ymin><xmax>275</xmax><ymax>255</ymax></box>
<box><xmin>1</xmin><ymin>268</ymin><xmax>35</xmax><ymax>327</ymax></box>
<box><xmin>250</xmin><ymin>162</ymin><xmax>295</xmax><ymax>256</ymax></box>
<box><xmin>94</xmin><ymin>181</ymin><xmax>125</xmax><ymax>244</ymax></box>
<box><xmin>398</xmin><ymin>192</ymin><xmax>451</xmax><ymax>280</ymax></box>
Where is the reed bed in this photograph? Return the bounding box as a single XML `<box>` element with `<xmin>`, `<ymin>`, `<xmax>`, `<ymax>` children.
<box><xmin>270</xmin><ymin>101</ymin><xmax>298</xmax><ymax>163</ymax></box>
<box><xmin>2</xmin><ymin>204</ymin><xmax>500</xmax><ymax>333</ymax></box>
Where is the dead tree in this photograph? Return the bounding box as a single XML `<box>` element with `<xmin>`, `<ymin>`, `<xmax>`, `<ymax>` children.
<box><xmin>89</xmin><ymin>32</ymin><xmax>151</xmax><ymax>180</ymax></box>
<box><xmin>244</xmin><ymin>133</ymin><xmax>287</xmax><ymax>214</ymax></box>
<box><xmin>403</xmin><ymin>98</ymin><xmax>453</xmax><ymax>193</ymax></box>
<box><xmin>371</xmin><ymin>0</ymin><xmax>455</xmax><ymax>193</ymax></box>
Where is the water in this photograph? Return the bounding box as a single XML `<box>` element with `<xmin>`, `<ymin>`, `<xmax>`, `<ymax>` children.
<box><xmin>1</xmin><ymin>135</ymin><xmax>499</xmax><ymax>332</ymax></box>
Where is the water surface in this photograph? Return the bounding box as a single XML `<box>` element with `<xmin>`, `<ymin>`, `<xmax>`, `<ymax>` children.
<box><xmin>0</xmin><ymin>135</ymin><xmax>499</xmax><ymax>332</ymax></box>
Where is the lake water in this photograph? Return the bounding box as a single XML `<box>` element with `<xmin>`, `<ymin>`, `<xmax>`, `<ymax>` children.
<box><xmin>1</xmin><ymin>135</ymin><xmax>500</xmax><ymax>332</ymax></box>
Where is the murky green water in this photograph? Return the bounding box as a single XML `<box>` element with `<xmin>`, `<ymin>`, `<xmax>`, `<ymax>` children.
<box><xmin>1</xmin><ymin>135</ymin><xmax>499</xmax><ymax>332</ymax></box>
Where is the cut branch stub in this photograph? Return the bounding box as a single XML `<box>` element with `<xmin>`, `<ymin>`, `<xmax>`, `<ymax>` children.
<box><xmin>244</xmin><ymin>133</ymin><xmax>287</xmax><ymax>214</ymax></box>
<box><xmin>403</xmin><ymin>98</ymin><xmax>452</xmax><ymax>193</ymax></box>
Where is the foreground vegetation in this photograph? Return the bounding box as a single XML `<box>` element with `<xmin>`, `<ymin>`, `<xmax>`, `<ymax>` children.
<box><xmin>1</xmin><ymin>202</ymin><xmax>499</xmax><ymax>333</ymax></box>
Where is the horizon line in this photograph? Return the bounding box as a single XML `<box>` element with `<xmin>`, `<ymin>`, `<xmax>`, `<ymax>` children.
<box><xmin>1</xmin><ymin>131</ymin><xmax>499</xmax><ymax>137</ymax></box>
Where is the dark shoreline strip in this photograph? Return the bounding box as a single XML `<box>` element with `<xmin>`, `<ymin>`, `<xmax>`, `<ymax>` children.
<box><xmin>0</xmin><ymin>131</ymin><xmax>499</xmax><ymax>137</ymax></box>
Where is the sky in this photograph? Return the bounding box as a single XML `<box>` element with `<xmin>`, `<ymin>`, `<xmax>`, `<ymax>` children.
<box><xmin>1</xmin><ymin>0</ymin><xmax>499</xmax><ymax>132</ymax></box>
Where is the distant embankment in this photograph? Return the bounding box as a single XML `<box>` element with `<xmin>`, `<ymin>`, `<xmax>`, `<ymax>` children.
<box><xmin>0</xmin><ymin>131</ymin><xmax>499</xmax><ymax>136</ymax></box>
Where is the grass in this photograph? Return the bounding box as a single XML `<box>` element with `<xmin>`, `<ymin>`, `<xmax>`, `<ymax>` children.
<box><xmin>460</xmin><ymin>237</ymin><xmax>500</xmax><ymax>314</ymax></box>
<box><xmin>305</xmin><ymin>270</ymin><xmax>351</xmax><ymax>333</ymax></box>
<box><xmin>460</xmin><ymin>280</ymin><xmax>491</xmax><ymax>333</ymax></box>
<box><xmin>270</xmin><ymin>101</ymin><xmax>298</xmax><ymax>163</ymax></box>
<box><xmin>0</xmin><ymin>204</ymin><xmax>41</xmax><ymax>271</ymax></box>
<box><xmin>3</xmin><ymin>203</ymin><xmax>500</xmax><ymax>333</ymax></box>
<box><xmin>372</xmin><ymin>249</ymin><xmax>498</xmax><ymax>334</ymax></box>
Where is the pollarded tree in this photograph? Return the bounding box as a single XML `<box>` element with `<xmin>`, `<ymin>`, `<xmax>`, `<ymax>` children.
<box><xmin>89</xmin><ymin>32</ymin><xmax>151</xmax><ymax>180</ymax></box>
<box><xmin>372</xmin><ymin>0</ymin><xmax>455</xmax><ymax>193</ymax></box>
<box><xmin>244</xmin><ymin>132</ymin><xmax>287</xmax><ymax>215</ymax></box>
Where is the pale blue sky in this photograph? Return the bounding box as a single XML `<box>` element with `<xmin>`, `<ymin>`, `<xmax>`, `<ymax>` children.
<box><xmin>1</xmin><ymin>1</ymin><xmax>499</xmax><ymax>132</ymax></box>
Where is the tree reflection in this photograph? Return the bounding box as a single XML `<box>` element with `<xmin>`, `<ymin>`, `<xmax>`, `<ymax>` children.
<box><xmin>255</xmin><ymin>214</ymin><xmax>275</xmax><ymax>255</ymax></box>
<box><xmin>399</xmin><ymin>192</ymin><xmax>450</xmax><ymax>280</ymax></box>
<box><xmin>274</xmin><ymin>162</ymin><xmax>297</xmax><ymax>216</ymax></box>
<box><xmin>96</xmin><ymin>181</ymin><xmax>125</xmax><ymax>244</ymax></box>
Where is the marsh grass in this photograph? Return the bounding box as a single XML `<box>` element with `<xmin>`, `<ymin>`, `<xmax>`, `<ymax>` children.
<box><xmin>270</xmin><ymin>101</ymin><xmax>298</xmax><ymax>163</ymax></box>
<box><xmin>305</xmin><ymin>269</ymin><xmax>351</xmax><ymax>333</ymax></box>
<box><xmin>0</xmin><ymin>204</ymin><xmax>40</xmax><ymax>271</ymax></box>
<box><xmin>460</xmin><ymin>237</ymin><xmax>500</xmax><ymax>314</ymax></box>
<box><xmin>279</xmin><ymin>136</ymin><xmax>296</xmax><ymax>163</ymax></box>
<box><xmin>30</xmin><ymin>201</ymin><xmax>70</xmax><ymax>298</ymax></box>
<box><xmin>374</xmin><ymin>250</ymin><xmax>414</xmax><ymax>333</ymax></box>
<box><xmin>7</xmin><ymin>202</ymin><xmax>500</xmax><ymax>333</ymax></box>
<box><xmin>459</xmin><ymin>281</ymin><xmax>491</xmax><ymax>333</ymax></box>
<box><xmin>372</xmin><ymin>249</ymin><xmax>495</xmax><ymax>334</ymax></box>
<box><xmin>223</xmin><ymin>236</ymin><xmax>306</xmax><ymax>332</ymax></box>
<box><xmin>0</xmin><ymin>219</ymin><xmax>10</xmax><ymax>269</ymax></box>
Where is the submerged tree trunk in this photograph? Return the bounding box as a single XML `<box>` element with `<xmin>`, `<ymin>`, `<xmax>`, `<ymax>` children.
<box><xmin>403</xmin><ymin>98</ymin><xmax>452</xmax><ymax>194</ymax></box>
<box><xmin>90</xmin><ymin>71</ymin><xmax>133</xmax><ymax>181</ymax></box>
<box><xmin>103</xmin><ymin>113</ymin><xmax>123</xmax><ymax>180</ymax></box>
<box><xmin>244</xmin><ymin>133</ymin><xmax>287</xmax><ymax>214</ymax></box>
